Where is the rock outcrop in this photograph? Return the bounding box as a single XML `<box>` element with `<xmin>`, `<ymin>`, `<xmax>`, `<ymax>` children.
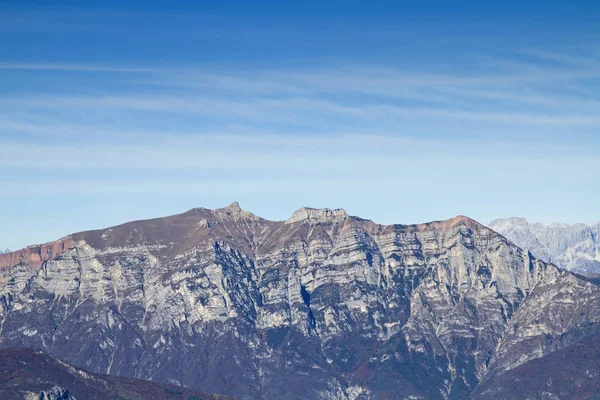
<box><xmin>489</xmin><ymin>217</ymin><xmax>600</xmax><ymax>274</ymax></box>
<box><xmin>25</xmin><ymin>386</ymin><xmax>75</xmax><ymax>400</ymax></box>
<box><xmin>1</xmin><ymin>204</ymin><xmax>599</xmax><ymax>399</ymax></box>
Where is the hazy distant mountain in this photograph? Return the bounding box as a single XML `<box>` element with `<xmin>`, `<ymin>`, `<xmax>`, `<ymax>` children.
<box><xmin>489</xmin><ymin>217</ymin><xmax>600</xmax><ymax>274</ymax></box>
<box><xmin>1</xmin><ymin>203</ymin><xmax>600</xmax><ymax>399</ymax></box>
<box><xmin>0</xmin><ymin>347</ymin><xmax>231</xmax><ymax>400</ymax></box>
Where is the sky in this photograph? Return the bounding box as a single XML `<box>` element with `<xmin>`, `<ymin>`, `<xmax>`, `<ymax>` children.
<box><xmin>1</xmin><ymin>0</ymin><xmax>599</xmax><ymax>251</ymax></box>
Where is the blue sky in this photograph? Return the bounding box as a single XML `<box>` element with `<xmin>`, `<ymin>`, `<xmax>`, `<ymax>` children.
<box><xmin>1</xmin><ymin>1</ymin><xmax>599</xmax><ymax>251</ymax></box>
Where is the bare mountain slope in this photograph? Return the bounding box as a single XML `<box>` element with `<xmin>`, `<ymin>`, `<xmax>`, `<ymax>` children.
<box><xmin>0</xmin><ymin>347</ymin><xmax>233</xmax><ymax>400</ymax></box>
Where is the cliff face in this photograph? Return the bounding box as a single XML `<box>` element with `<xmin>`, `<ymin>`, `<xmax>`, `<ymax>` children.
<box><xmin>489</xmin><ymin>217</ymin><xmax>600</xmax><ymax>274</ymax></box>
<box><xmin>1</xmin><ymin>204</ymin><xmax>599</xmax><ymax>399</ymax></box>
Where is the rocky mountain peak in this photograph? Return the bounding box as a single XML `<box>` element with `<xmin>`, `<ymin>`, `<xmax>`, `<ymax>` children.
<box><xmin>224</xmin><ymin>201</ymin><xmax>242</xmax><ymax>212</ymax></box>
<box><xmin>408</xmin><ymin>214</ymin><xmax>484</xmax><ymax>233</ymax></box>
<box><xmin>285</xmin><ymin>206</ymin><xmax>348</xmax><ymax>224</ymax></box>
<box><xmin>213</xmin><ymin>201</ymin><xmax>259</xmax><ymax>221</ymax></box>
<box><xmin>451</xmin><ymin>214</ymin><xmax>484</xmax><ymax>229</ymax></box>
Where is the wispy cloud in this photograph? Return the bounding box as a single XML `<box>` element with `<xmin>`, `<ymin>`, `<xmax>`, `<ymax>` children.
<box><xmin>2</xmin><ymin>93</ymin><xmax>599</xmax><ymax>128</ymax></box>
<box><xmin>0</xmin><ymin>62</ymin><xmax>159</xmax><ymax>72</ymax></box>
<box><xmin>1</xmin><ymin>132</ymin><xmax>597</xmax><ymax>172</ymax></box>
<box><xmin>1</xmin><ymin>49</ymin><xmax>598</xmax><ymax>136</ymax></box>
<box><xmin>517</xmin><ymin>49</ymin><xmax>600</xmax><ymax>69</ymax></box>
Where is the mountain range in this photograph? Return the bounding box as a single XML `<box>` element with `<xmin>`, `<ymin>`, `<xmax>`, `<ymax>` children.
<box><xmin>1</xmin><ymin>203</ymin><xmax>600</xmax><ymax>399</ymax></box>
<box><xmin>489</xmin><ymin>218</ymin><xmax>600</xmax><ymax>274</ymax></box>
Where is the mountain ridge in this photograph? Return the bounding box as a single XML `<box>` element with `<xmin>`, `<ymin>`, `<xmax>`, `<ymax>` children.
<box><xmin>489</xmin><ymin>217</ymin><xmax>600</xmax><ymax>274</ymax></box>
<box><xmin>0</xmin><ymin>203</ymin><xmax>481</xmax><ymax>270</ymax></box>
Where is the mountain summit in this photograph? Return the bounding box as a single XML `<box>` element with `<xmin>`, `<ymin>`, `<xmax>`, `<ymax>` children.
<box><xmin>1</xmin><ymin>204</ymin><xmax>600</xmax><ymax>399</ymax></box>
